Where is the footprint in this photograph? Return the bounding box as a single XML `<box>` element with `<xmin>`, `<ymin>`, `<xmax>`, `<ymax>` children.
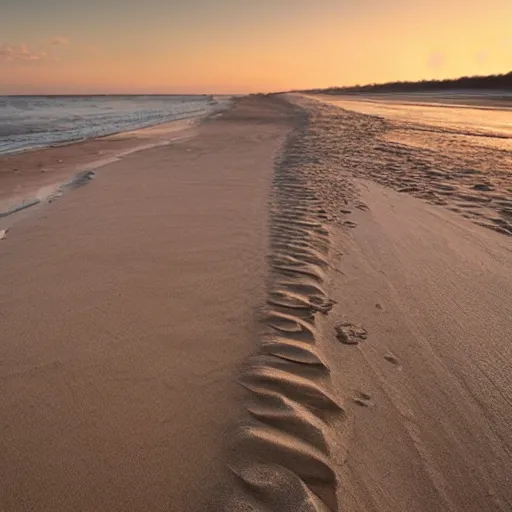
<box><xmin>343</xmin><ymin>220</ymin><xmax>357</xmax><ymax>229</ymax></box>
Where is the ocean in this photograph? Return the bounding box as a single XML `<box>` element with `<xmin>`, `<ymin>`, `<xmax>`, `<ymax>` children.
<box><xmin>0</xmin><ymin>95</ymin><xmax>225</xmax><ymax>155</ymax></box>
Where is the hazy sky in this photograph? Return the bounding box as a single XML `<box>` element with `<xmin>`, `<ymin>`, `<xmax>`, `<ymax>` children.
<box><xmin>1</xmin><ymin>0</ymin><xmax>511</xmax><ymax>94</ymax></box>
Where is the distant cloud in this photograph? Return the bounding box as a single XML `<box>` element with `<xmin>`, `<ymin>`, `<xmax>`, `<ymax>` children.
<box><xmin>50</xmin><ymin>36</ymin><xmax>70</xmax><ymax>47</ymax></box>
<box><xmin>0</xmin><ymin>43</ymin><xmax>47</xmax><ymax>63</ymax></box>
<box><xmin>0</xmin><ymin>37</ymin><xmax>70</xmax><ymax>64</ymax></box>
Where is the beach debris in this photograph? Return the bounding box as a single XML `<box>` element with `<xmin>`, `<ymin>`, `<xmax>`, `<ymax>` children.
<box><xmin>0</xmin><ymin>229</ymin><xmax>8</xmax><ymax>240</ymax></box>
<box><xmin>335</xmin><ymin>323</ymin><xmax>368</xmax><ymax>345</ymax></box>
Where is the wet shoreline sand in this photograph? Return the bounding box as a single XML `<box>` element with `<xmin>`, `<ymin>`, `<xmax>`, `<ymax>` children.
<box><xmin>0</xmin><ymin>117</ymin><xmax>201</xmax><ymax>223</ymax></box>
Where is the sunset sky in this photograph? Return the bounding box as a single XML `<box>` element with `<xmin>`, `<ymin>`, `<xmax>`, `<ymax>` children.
<box><xmin>1</xmin><ymin>0</ymin><xmax>511</xmax><ymax>94</ymax></box>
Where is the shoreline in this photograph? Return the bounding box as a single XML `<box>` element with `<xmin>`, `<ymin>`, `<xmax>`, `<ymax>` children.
<box><xmin>0</xmin><ymin>116</ymin><xmax>204</xmax><ymax>228</ymax></box>
<box><xmin>0</xmin><ymin>102</ymin><xmax>220</xmax><ymax>158</ymax></box>
<box><xmin>0</xmin><ymin>94</ymin><xmax>234</xmax><ymax>222</ymax></box>
<box><xmin>309</xmin><ymin>91</ymin><xmax>512</xmax><ymax>110</ymax></box>
<box><xmin>0</xmin><ymin>94</ymin><xmax>227</xmax><ymax>157</ymax></box>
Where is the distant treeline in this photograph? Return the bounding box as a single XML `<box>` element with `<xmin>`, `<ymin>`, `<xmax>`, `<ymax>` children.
<box><xmin>305</xmin><ymin>71</ymin><xmax>512</xmax><ymax>94</ymax></box>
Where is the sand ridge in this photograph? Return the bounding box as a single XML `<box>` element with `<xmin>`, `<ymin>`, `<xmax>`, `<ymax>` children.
<box><xmin>225</xmin><ymin>99</ymin><xmax>344</xmax><ymax>511</ymax></box>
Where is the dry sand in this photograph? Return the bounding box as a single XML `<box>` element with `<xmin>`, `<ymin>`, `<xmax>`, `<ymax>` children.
<box><xmin>324</xmin><ymin>181</ymin><xmax>512</xmax><ymax>511</ymax></box>
<box><xmin>1</xmin><ymin>93</ymin><xmax>512</xmax><ymax>512</ymax></box>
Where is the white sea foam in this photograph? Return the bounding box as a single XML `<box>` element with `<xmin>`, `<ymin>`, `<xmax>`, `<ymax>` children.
<box><xmin>0</xmin><ymin>94</ymin><xmax>230</xmax><ymax>154</ymax></box>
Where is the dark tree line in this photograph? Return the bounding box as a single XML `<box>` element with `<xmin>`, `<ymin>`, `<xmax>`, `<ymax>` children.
<box><xmin>304</xmin><ymin>71</ymin><xmax>512</xmax><ymax>94</ymax></box>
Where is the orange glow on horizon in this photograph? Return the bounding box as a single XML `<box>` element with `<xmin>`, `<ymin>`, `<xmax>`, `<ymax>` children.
<box><xmin>1</xmin><ymin>0</ymin><xmax>511</xmax><ymax>94</ymax></box>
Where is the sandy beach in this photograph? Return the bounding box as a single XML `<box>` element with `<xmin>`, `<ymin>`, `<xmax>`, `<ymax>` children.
<box><xmin>1</xmin><ymin>94</ymin><xmax>512</xmax><ymax>511</ymax></box>
<box><xmin>0</xmin><ymin>97</ymin><xmax>295</xmax><ymax>511</ymax></box>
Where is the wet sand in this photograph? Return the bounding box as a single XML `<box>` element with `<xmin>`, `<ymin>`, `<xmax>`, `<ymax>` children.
<box><xmin>313</xmin><ymin>91</ymin><xmax>512</xmax><ymax>111</ymax></box>
<box><xmin>1</xmin><ymin>94</ymin><xmax>512</xmax><ymax>511</ymax></box>
<box><xmin>0</xmin><ymin>118</ymin><xmax>199</xmax><ymax>220</ymax></box>
<box><xmin>299</xmin><ymin>94</ymin><xmax>512</xmax><ymax>236</ymax></box>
